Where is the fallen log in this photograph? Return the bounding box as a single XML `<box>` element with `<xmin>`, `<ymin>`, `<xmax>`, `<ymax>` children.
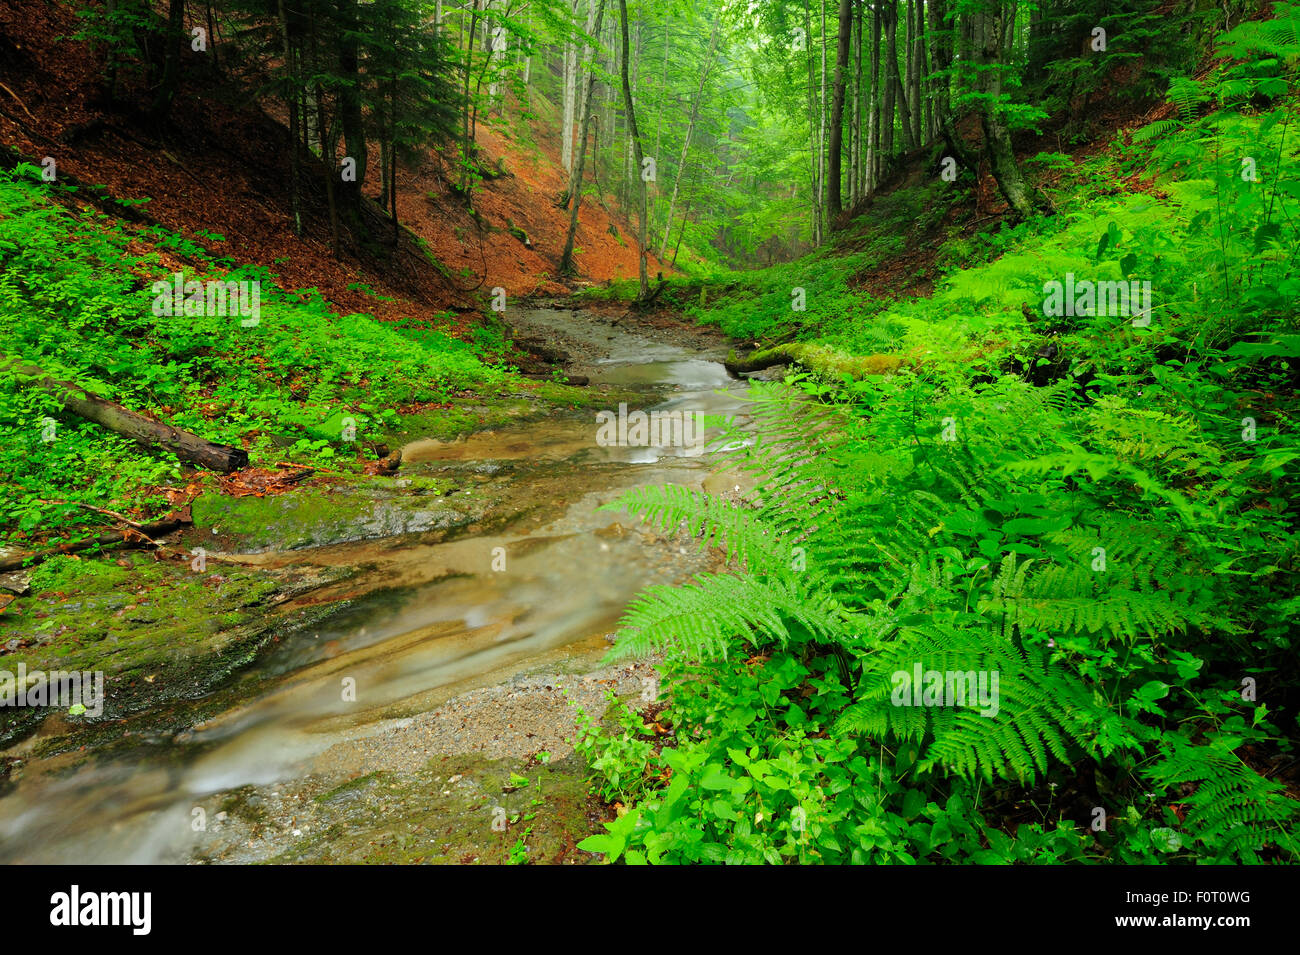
<box><xmin>0</xmin><ymin>354</ymin><xmax>249</xmax><ymax>472</ymax></box>
<box><xmin>0</xmin><ymin>511</ymin><xmax>192</xmax><ymax>573</ymax></box>
<box><xmin>724</xmin><ymin>343</ymin><xmax>906</xmax><ymax>379</ymax></box>
<box><xmin>724</xmin><ymin>343</ymin><xmax>803</xmax><ymax>375</ymax></box>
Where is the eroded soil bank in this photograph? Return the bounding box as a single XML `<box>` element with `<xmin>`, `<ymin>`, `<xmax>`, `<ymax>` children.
<box><xmin>0</xmin><ymin>301</ymin><xmax>767</xmax><ymax>864</ymax></box>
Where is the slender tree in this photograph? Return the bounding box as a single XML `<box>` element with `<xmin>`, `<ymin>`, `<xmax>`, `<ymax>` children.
<box><xmin>560</xmin><ymin>0</ymin><xmax>608</xmax><ymax>273</ymax></box>
<box><xmin>616</xmin><ymin>0</ymin><xmax>649</xmax><ymax>299</ymax></box>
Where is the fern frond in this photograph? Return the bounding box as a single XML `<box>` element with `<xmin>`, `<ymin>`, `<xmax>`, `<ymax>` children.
<box><xmin>837</xmin><ymin>621</ymin><xmax>1101</xmax><ymax>784</ymax></box>
<box><xmin>606</xmin><ymin>483</ymin><xmax>789</xmax><ymax>572</ymax></box>
<box><xmin>1130</xmin><ymin>119</ymin><xmax>1180</xmax><ymax>144</ymax></box>
<box><xmin>609</xmin><ymin>571</ymin><xmax>851</xmax><ymax>659</ymax></box>
<box><xmin>979</xmin><ymin>557</ymin><xmax>1222</xmax><ymax>639</ymax></box>
<box><xmin>1146</xmin><ymin>735</ymin><xmax>1300</xmax><ymax>862</ymax></box>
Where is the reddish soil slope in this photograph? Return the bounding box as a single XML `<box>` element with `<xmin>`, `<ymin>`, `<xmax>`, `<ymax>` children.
<box><xmin>0</xmin><ymin>0</ymin><xmax>658</xmax><ymax>324</ymax></box>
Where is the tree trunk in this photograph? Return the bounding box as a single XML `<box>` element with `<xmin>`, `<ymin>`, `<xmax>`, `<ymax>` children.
<box><xmin>338</xmin><ymin>0</ymin><xmax>366</xmax><ymax>217</ymax></box>
<box><xmin>890</xmin><ymin>2</ymin><xmax>918</xmax><ymax>152</ymax></box>
<box><xmin>3</xmin><ymin>357</ymin><xmax>249</xmax><ymax>472</ymax></box>
<box><xmin>818</xmin><ymin>0</ymin><xmax>828</xmax><ymax>226</ymax></box>
<box><xmin>309</xmin><ymin>8</ymin><xmax>341</xmax><ymax>255</ymax></box>
<box><xmin>910</xmin><ymin>0</ymin><xmax>925</xmax><ymax>145</ymax></box>
<box><xmin>659</xmin><ymin>20</ymin><xmax>720</xmax><ymax>258</ymax></box>
<box><xmin>850</xmin><ymin>0</ymin><xmax>863</xmax><ymax>202</ymax></box>
<box><xmin>826</xmin><ymin>0</ymin><xmax>852</xmax><ymax>219</ymax></box>
<box><xmin>869</xmin><ymin>1</ymin><xmax>881</xmax><ymax>190</ymax></box>
<box><xmin>971</xmin><ymin>4</ymin><xmax>1052</xmax><ymax>219</ymax></box>
<box><xmin>276</xmin><ymin>0</ymin><xmax>302</xmax><ymax>237</ymax></box>
<box><xmin>561</xmin><ymin>0</ymin><xmax>581</xmax><ymax>173</ymax></box>
<box><xmin>0</xmin><ymin>513</ymin><xmax>195</xmax><ymax>573</ymax></box>
<box><xmin>461</xmin><ymin>2</ymin><xmax>481</xmax><ymax>193</ymax></box>
<box><xmin>891</xmin><ymin>28</ymin><xmax>917</xmax><ymax>151</ymax></box>
<box><xmin>801</xmin><ymin>0</ymin><xmax>822</xmax><ymax>243</ymax></box>
<box><xmin>560</xmin><ymin>0</ymin><xmax>608</xmax><ymax>274</ymax></box>
<box><xmin>149</xmin><ymin>0</ymin><xmax>187</xmax><ymax>122</ymax></box>
<box><xmin>882</xmin><ymin>1</ymin><xmax>897</xmax><ymax>159</ymax></box>
<box><xmin>651</xmin><ymin>20</ymin><xmax>670</xmax><ymax>240</ymax></box>
<box><xmin>616</xmin><ymin>0</ymin><xmax>649</xmax><ymax>299</ymax></box>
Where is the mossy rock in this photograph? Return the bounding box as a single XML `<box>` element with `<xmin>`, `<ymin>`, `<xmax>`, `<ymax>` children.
<box><xmin>0</xmin><ymin>553</ymin><xmax>287</xmax><ymax>743</ymax></box>
<box><xmin>190</xmin><ymin>478</ymin><xmax>462</xmax><ymax>553</ymax></box>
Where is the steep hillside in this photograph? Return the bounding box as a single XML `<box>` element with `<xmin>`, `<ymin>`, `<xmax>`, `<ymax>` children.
<box><xmin>0</xmin><ymin>0</ymin><xmax>655</xmax><ymax>318</ymax></box>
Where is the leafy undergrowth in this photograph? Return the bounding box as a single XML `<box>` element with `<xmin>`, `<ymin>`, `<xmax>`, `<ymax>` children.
<box><xmin>0</xmin><ymin>164</ymin><xmax>519</xmax><ymax>550</ymax></box>
<box><xmin>576</xmin><ymin>14</ymin><xmax>1300</xmax><ymax>864</ymax></box>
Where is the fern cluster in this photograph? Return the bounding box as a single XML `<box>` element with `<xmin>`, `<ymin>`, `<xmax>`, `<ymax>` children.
<box><xmin>581</xmin><ymin>7</ymin><xmax>1300</xmax><ymax>864</ymax></box>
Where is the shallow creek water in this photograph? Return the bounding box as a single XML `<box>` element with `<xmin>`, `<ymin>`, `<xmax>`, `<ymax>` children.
<box><xmin>0</xmin><ymin>305</ymin><xmax>760</xmax><ymax>863</ymax></box>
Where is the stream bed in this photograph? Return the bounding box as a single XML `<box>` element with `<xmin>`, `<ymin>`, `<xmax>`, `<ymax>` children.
<box><xmin>0</xmin><ymin>304</ymin><xmax>762</xmax><ymax>864</ymax></box>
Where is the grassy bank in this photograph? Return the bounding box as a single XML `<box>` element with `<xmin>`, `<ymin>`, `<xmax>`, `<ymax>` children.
<box><xmin>0</xmin><ymin>162</ymin><xmax>592</xmax><ymax>553</ymax></box>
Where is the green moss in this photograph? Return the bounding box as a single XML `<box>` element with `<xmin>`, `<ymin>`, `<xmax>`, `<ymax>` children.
<box><xmin>190</xmin><ymin>475</ymin><xmax>460</xmax><ymax>552</ymax></box>
<box><xmin>0</xmin><ymin>552</ymin><xmax>285</xmax><ymax>742</ymax></box>
<box><xmin>727</xmin><ymin>342</ymin><xmax>906</xmax><ymax>379</ymax></box>
<box><xmin>315</xmin><ymin>771</ymin><xmax>386</xmax><ymax>805</ymax></box>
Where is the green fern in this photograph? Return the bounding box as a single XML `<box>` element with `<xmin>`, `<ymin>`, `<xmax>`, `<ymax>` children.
<box><xmin>608</xmin><ymin>570</ymin><xmax>850</xmax><ymax>659</ymax></box>
<box><xmin>1146</xmin><ymin>734</ymin><xmax>1300</xmax><ymax>862</ymax></box>
<box><xmin>837</xmin><ymin>620</ymin><xmax>1106</xmax><ymax>784</ymax></box>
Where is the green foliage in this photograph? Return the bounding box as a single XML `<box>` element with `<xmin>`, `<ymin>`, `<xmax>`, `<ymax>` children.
<box><xmin>577</xmin><ymin>16</ymin><xmax>1300</xmax><ymax>863</ymax></box>
<box><xmin>0</xmin><ymin>168</ymin><xmax>504</xmax><ymax>546</ymax></box>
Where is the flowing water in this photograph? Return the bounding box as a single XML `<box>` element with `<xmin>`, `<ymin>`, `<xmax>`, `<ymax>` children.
<box><xmin>0</xmin><ymin>305</ymin><xmax>759</xmax><ymax>863</ymax></box>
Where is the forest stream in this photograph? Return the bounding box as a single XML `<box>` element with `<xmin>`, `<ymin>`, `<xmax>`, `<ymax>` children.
<box><xmin>0</xmin><ymin>303</ymin><xmax>764</xmax><ymax>864</ymax></box>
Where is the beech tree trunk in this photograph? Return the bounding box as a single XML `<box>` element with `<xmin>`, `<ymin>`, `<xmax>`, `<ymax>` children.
<box><xmin>868</xmin><ymin>2</ymin><xmax>881</xmax><ymax>190</ymax></box>
<box><xmin>338</xmin><ymin>0</ymin><xmax>366</xmax><ymax>218</ymax></box>
<box><xmin>149</xmin><ymin>0</ymin><xmax>187</xmax><ymax>122</ymax></box>
<box><xmin>971</xmin><ymin>3</ymin><xmax>1053</xmax><ymax>219</ymax></box>
<box><xmin>560</xmin><ymin>0</ymin><xmax>581</xmax><ymax>173</ymax></box>
<box><xmin>560</xmin><ymin>0</ymin><xmax>608</xmax><ymax>274</ymax></box>
<box><xmin>882</xmin><ymin>2</ymin><xmax>897</xmax><ymax>158</ymax></box>
<box><xmin>826</xmin><ymin>0</ymin><xmax>853</xmax><ymax>219</ymax></box>
<box><xmin>659</xmin><ymin>20</ymin><xmax>721</xmax><ymax>258</ymax></box>
<box><xmin>910</xmin><ymin>0</ymin><xmax>925</xmax><ymax>145</ymax></box>
<box><xmin>801</xmin><ymin>0</ymin><xmax>822</xmax><ymax>243</ymax></box>
<box><xmin>616</xmin><ymin>0</ymin><xmax>649</xmax><ymax>299</ymax></box>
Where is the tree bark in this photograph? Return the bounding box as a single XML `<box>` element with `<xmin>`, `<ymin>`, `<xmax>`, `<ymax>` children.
<box><xmin>890</xmin><ymin>1</ymin><xmax>918</xmax><ymax>152</ymax></box>
<box><xmin>827</xmin><ymin>0</ymin><xmax>853</xmax><ymax>218</ymax></box>
<box><xmin>2</xmin><ymin>357</ymin><xmax>249</xmax><ymax>472</ymax></box>
<box><xmin>0</xmin><ymin>512</ymin><xmax>194</xmax><ymax>573</ymax></box>
<box><xmin>149</xmin><ymin>0</ymin><xmax>187</xmax><ymax>122</ymax></box>
<box><xmin>801</xmin><ymin>0</ymin><xmax>822</xmax><ymax>243</ymax></box>
<box><xmin>910</xmin><ymin>0</ymin><xmax>925</xmax><ymax>145</ymax></box>
<box><xmin>818</xmin><ymin>0</ymin><xmax>828</xmax><ymax>226</ymax></box>
<box><xmin>659</xmin><ymin>20</ymin><xmax>720</xmax><ymax>257</ymax></box>
<box><xmin>850</xmin><ymin>0</ymin><xmax>863</xmax><ymax>202</ymax></box>
<box><xmin>561</xmin><ymin>0</ymin><xmax>608</xmax><ymax>274</ymax></box>
<box><xmin>882</xmin><ymin>1</ymin><xmax>897</xmax><ymax>158</ymax></box>
<box><xmin>868</xmin><ymin>1</ymin><xmax>881</xmax><ymax>190</ymax></box>
<box><xmin>276</xmin><ymin>0</ymin><xmax>302</xmax><ymax>237</ymax></box>
<box><xmin>616</xmin><ymin>0</ymin><xmax>649</xmax><ymax>299</ymax></box>
<box><xmin>561</xmin><ymin>0</ymin><xmax>581</xmax><ymax>173</ymax></box>
<box><xmin>971</xmin><ymin>3</ymin><xmax>1052</xmax><ymax>219</ymax></box>
<box><xmin>338</xmin><ymin>0</ymin><xmax>366</xmax><ymax>217</ymax></box>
